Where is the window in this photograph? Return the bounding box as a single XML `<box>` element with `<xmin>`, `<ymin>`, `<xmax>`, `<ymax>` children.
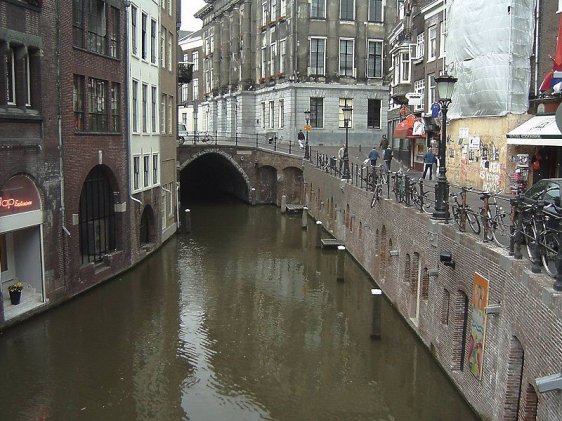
<box><xmin>73</xmin><ymin>75</ymin><xmax>85</xmax><ymax>130</ymax></box>
<box><xmin>131</xmin><ymin>6</ymin><xmax>137</xmax><ymax>55</ymax></box>
<box><xmin>88</xmin><ymin>78</ymin><xmax>107</xmax><ymax>132</ymax></box>
<box><xmin>5</xmin><ymin>50</ymin><xmax>15</xmax><ymax>104</ymax></box>
<box><xmin>141</xmin><ymin>13</ymin><xmax>147</xmax><ymax>60</ymax></box>
<box><xmin>88</xmin><ymin>0</ymin><xmax>107</xmax><ymax>55</ymax></box>
<box><xmin>414</xmin><ymin>79</ymin><xmax>425</xmax><ymax>111</ymax></box>
<box><xmin>310</xmin><ymin>97</ymin><xmax>324</xmax><ymax>128</ymax></box>
<box><xmin>271</xmin><ymin>0</ymin><xmax>277</xmax><ymax>20</ymax></box>
<box><xmin>181</xmin><ymin>84</ymin><xmax>189</xmax><ymax>103</ymax></box>
<box><xmin>270</xmin><ymin>42</ymin><xmax>277</xmax><ymax>75</ymax></box>
<box><xmin>339</xmin><ymin>98</ymin><xmax>353</xmax><ymax>128</ymax></box>
<box><xmin>340</xmin><ymin>0</ymin><xmax>354</xmax><ymax>20</ymax></box>
<box><xmin>400</xmin><ymin>50</ymin><xmax>410</xmax><ymax>83</ymax></box>
<box><xmin>428</xmin><ymin>25</ymin><xmax>437</xmax><ymax>61</ymax></box>
<box><xmin>168</xmin><ymin>31</ymin><xmax>173</xmax><ymax>71</ymax></box>
<box><xmin>142</xmin><ymin>84</ymin><xmax>148</xmax><ymax>132</ymax></box>
<box><xmin>132</xmin><ymin>80</ymin><xmax>138</xmax><ymax>132</ymax></box>
<box><xmin>428</xmin><ymin>74</ymin><xmax>436</xmax><ymax>106</ymax></box>
<box><xmin>193</xmin><ymin>79</ymin><xmax>199</xmax><ymax>100</ymax></box>
<box><xmin>367</xmin><ymin>40</ymin><xmax>383</xmax><ymax>78</ymax></box>
<box><xmin>73</xmin><ymin>0</ymin><xmax>84</xmax><ymax>48</ymax></box>
<box><xmin>281</xmin><ymin>0</ymin><xmax>287</xmax><ymax>16</ymax></box>
<box><xmin>151</xmin><ymin>86</ymin><xmax>157</xmax><ymax>133</ymax></box>
<box><xmin>151</xmin><ymin>19</ymin><xmax>157</xmax><ymax>64</ymax></box>
<box><xmin>152</xmin><ymin>154</ymin><xmax>159</xmax><ymax>185</ymax></box>
<box><xmin>110</xmin><ymin>83</ymin><xmax>120</xmax><ymax>132</ymax></box>
<box><xmin>368</xmin><ymin>0</ymin><xmax>383</xmax><ymax>22</ymax></box>
<box><xmin>261</xmin><ymin>47</ymin><xmax>267</xmax><ymax>78</ymax></box>
<box><xmin>367</xmin><ymin>99</ymin><xmax>381</xmax><ymax>129</ymax></box>
<box><xmin>133</xmin><ymin>156</ymin><xmax>140</xmax><ymax>190</ymax></box>
<box><xmin>339</xmin><ymin>39</ymin><xmax>354</xmax><ymax>76</ymax></box>
<box><xmin>204</xmin><ymin>59</ymin><xmax>212</xmax><ymax>92</ymax></box>
<box><xmin>279</xmin><ymin>99</ymin><xmax>285</xmax><ymax>128</ymax></box>
<box><xmin>279</xmin><ymin>39</ymin><xmax>286</xmax><ymax>73</ymax></box>
<box><xmin>262</xmin><ymin>2</ymin><xmax>268</xmax><ymax>26</ymax></box>
<box><xmin>143</xmin><ymin>155</ymin><xmax>150</xmax><ymax>187</ymax></box>
<box><xmin>261</xmin><ymin>102</ymin><xmax>266</xmax><ymax>128</ymax></box>
<box><xmin>168</xmin><ymin>96</ymin><xmax>173</xmax><ymax>134</ymax></box>
<box><xmin>310</xmin><ymin>38</ymin><xmax>326</xmax><ymax>75</ymax></box>
<box><xmin>160</xmin><ymin>26</ymin><xmax>166</xmax><ymax>68</ymax></box>
<box><xmin>269</xmin><ymin>101</ymin><xmax>275</xmax><ymax>128</ymax></box>
<box><xmin>311</xmin><ymin>0</ymin><xmax>326</xmax><ymax>19</ymax></box>
<box><xmin>440</xmin><ymin>21</ymin><xmax>446</xmax><ymax>57</ymax></box>
<box><xmin>109</xmin><ymin>7</ymin><xmax>119</xmax><ymax>58</ymax></box>
<box><xmin>160</xmin><ymin>93</ymin><xmax>166</xmax><ymax>133</ymax></box>
<box><xmin>192</xmin><ymin>51</ymin><xmax>199</xmax><ymax>71</ymax></box>
<box><xmin>416</xmin><ymin>33</ymin><xmax>424</xmax><ymax>59</ymax></box>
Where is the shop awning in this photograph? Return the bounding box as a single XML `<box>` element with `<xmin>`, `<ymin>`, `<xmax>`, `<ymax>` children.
<box><xmin>506</xmin><ymin>115</ymin><xmax>562</xmax><ymax>146</ymax></box>
<box><xmin>393</xmin><ymin>114</ymin><xmax>425</xmax><ymax>139</ymax></box>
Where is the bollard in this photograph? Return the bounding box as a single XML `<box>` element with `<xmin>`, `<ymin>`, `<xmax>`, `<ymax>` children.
<box><xmin>531</xmin><ymin>200</ymin><xmax>544</xmax><ymax>273</ymax></box>
<box><xmin>281</xmin><ymin>194</ymin><xmax>287</xmax><ymax>213</ymax></box>
<box><xmin>370</xmin><ymin>288</ymin><xmax>382</xmax><ymax>340</ymax></box>
<box><xmin>337</xmin><ymin>245</ymin><xmax>346</xmax><ymax>282</ymax></box>
<box><xmin>316</xmin><ymin>221</ymin><xmax>323</xmax><ymax>248</ymax></box>
<box><xmin>183</xmin><ymin>209</ymin><xmax>191</xmax><ymax>234</ymax></box>
<box><xmin>302</xmin><ymin>206</ymin><xmax>308</xmax><ymax>229</ymax></box>
<box><xmin>404</xmin><ymin>176</ymin><xmax>411</xmax><ymax>206</ymax></box>
<box><xmin>250</xmin><ymin>187</ymin><xmax>256</xmax><ymax>206</ymax></box>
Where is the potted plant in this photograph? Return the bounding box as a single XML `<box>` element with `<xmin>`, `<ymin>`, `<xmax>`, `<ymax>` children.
<box><xmin>8</xmin><ymin>281</ymin><xmax>23</xmax><ymax>305</ymax></box>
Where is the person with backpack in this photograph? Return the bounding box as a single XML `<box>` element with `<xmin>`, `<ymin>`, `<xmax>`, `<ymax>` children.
<box><xmin>383</xmin><ymin>146</ymin><xmax>393</xmax><ymax>172</ymax></box>
<box><xmin>422</xmin><ymin>148</ymin><xmax>437</xmax><ymax>180</ymax></box>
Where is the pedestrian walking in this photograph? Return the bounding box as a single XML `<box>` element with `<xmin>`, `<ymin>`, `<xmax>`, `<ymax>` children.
<box><xmin>338</xmin><ymin>145</ymin><xmax>345</xmax><ymax>173</ymax></box>
<box><xmin>422</xmin><ymin>148</ymin><xmax>436</xmax><ymax>180</ymax></box>
<box><xmin>297</xmin><ymin>129</ymin><xmax>305</xmax><ymax>149</ymax></box>
<box><xmin>383</xmin><ymin>146</ymin><xmax>392</xmax><ymax>172</ymax></box>
<box><xmin>379</xmin><ymin>135</ymin><xmax>389</xmax><ymax>150</ymax></box>
<box><xmin>368</xmin><ymin>146</ymin><xmax>380</xmax><ymax>167</ymax></box>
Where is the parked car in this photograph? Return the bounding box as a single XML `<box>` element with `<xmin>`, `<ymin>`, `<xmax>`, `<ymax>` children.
<box><xmin>177</xmin><ymin>123</ymin><xmax>188</xmax><ymax>145</ymax></box>
<box><xmin>523</xmin><ymin>178</ymin><xmax>562</xmax><ymax>209</ymax></box>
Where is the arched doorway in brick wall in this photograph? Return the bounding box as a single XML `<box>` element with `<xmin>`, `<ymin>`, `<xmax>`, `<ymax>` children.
<box><xmin>256</xmin><ymin>165</ymin><xmax>277</xmax><ymax>204</ymax></box>
<box><xmin>139</xmin><ymin>205</ymin><xmax>156</xmax><ymax>247</ymax></box>
<box><xmin>451</xmin><ymin>290</ymin><xmax>469</xmax><ymax>371</ymax></box>
<box><xmin>502</xmin><ymin>336</ymin><xmax>525</xmax><ymax>420</ymax></box>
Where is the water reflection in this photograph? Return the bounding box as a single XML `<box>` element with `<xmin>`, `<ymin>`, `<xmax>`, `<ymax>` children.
<box><xmin>0</xmin><ymin>202</ymin><xmax>478</xmax><ymax>421</ymax></box>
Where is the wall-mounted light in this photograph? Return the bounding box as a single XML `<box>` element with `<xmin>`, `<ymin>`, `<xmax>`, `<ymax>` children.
<box><xmin>535</xmin><ymin>373</ymin><xmax>562</xmax><ymax>393</ymax></box>
<box><xmin>439</xmin><ymin>251</ymin><xmax>455</xmax><ymax>269</ymax></box>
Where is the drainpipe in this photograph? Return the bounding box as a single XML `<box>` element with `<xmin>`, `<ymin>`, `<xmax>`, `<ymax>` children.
<box><xmin>55</xmin><ymin>0</ymin><xmax>69</xmax><ymax>296</ymax></box>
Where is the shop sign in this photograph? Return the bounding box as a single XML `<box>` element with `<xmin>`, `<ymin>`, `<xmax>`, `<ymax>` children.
<box><xmin>0</xmin><ymin>176</ymin><xmax>41</xmax><ymax>217</ymax></box>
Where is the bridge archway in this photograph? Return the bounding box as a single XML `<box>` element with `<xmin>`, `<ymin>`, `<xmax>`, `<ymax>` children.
<box><xmin>179</xmin><ymin>150</ymin><xmax>251</xmax><ymax>204</ymax></box>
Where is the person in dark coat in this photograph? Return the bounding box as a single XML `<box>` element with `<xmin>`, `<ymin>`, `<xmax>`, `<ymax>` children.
<box><xmin>383</xmin><ymin>146</ymin><xmax>393</xmax><ymax>172</ymax></box>
<box><xmin>422</xmin><ymin>149</ymin><xmax>436</xmax><ymax>180</ymax></box>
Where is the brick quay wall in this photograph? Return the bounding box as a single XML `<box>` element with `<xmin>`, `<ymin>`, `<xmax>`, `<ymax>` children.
<box><xmin>303</xmin><ymin>165</ymin><xmax>562</xmax><ymax>421</ymax></box>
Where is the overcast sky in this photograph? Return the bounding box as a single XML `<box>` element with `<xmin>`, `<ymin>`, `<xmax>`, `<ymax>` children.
<box><xmin>181</xmin><ymin>0</ymin><xmax>206</xmax><ymax>31</ymax></box>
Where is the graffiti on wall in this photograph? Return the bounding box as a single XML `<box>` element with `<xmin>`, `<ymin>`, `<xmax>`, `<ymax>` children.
<box><xmin>480</xmin><ymin>160</ymin><xmax>503</xmax><ymax>192</ymax></box>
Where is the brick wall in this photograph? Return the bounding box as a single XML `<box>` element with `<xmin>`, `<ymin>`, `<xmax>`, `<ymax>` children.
<box><xmin>304</xmin><ymin>164</ymin><xmax>562</xmax><ymax>420</ymax></box>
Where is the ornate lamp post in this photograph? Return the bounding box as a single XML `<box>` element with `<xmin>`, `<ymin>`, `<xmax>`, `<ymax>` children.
<box><xmin>432</xmin><ymin>73</ymin><xmax>458</xmax><ymax>220</ymax></box>
<box><xmin>304</xmin><ymin>109</ymin><xmax>311</xmax><ymax>160</ymax></box>
<box><xmin>342</xmin><ymin>105</ymin><xmax>352</xmax><ymax>180</ymax></box>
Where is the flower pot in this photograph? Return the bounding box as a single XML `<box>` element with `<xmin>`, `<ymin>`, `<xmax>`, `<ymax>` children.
<box><xmin>9</xmin><ymin>290</ymin><xmax>21</xmax><ymax>305</ymax></box>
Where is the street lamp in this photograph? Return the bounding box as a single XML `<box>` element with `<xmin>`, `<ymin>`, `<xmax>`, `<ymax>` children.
<box><xmin>304</xmin><ymin>109</ymin><xmax>311</xmax><ymax>160</ymax></box>
<box><xmin>432</xmin><ymin>72</ymin><xmax>458</xmax><ymax>221</ymax></box>
<box><xmin>342</xmin><ymin>106</ymin><xmax>352</xmax><ymax>180</ymax></box>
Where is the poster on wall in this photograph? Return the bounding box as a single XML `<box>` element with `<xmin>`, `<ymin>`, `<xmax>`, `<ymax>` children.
<box><xmin>468</xmin><ymin>273</ymin><xmax>490</xmax><ymax>380</ymax></box>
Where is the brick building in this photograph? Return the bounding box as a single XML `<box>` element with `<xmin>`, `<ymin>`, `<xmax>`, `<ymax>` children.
<box><xmin>0</xmin><ymin>0</ymin><xmax>63</xmax><ymax>322</ymax></box>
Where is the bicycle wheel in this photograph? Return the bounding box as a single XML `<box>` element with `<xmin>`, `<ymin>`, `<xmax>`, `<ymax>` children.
<box><xmin>467</xmin><ymin>210</ymin><xmax>481</xmax><ymax>235</ymax></box>
<box><xmin>452</xmin><ymin>205</ymin><xmax>461</xmax><ymax>228</ymax></box>
<box><xmin>491</xmin><ymin>213</ymin><xmax>511</xmax><ymax>249</ymax></box>
<box><xmin>541</xmin><ymin>231</ymin><xmax>560</xmax><ymax>277</ymax></box>
<box><xmin>522</xmin><ymin>223</ymin><xmax>537</xmax><ymax>260</ymax></box>
<box><xmin>371</xmin><ymin>184</ymin><xmax>382</xmax><ymax>208</ymax></box>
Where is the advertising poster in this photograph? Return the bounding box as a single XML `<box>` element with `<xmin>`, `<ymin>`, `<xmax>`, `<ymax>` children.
<box><xmin>468</xmin><ymin>273</ymin><xmax>489</xmax><ymax>380</ymax></box>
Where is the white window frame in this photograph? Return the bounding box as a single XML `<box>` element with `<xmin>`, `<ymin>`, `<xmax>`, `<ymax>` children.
<box><xmin>416</xmin><ymin>33</ymin><xmax>424</xmax><ymax>59</ymax></box>
<box><xmin>132</xmin><ymin>80</ymin><xmax>139</xmax><ymax>133</ymax></box>
<box><xmin>192</xmin><ymin>51</ymin><xmax>199</xmax><ymax>71</ymax></box>
<box><xmin>400</xmin><ymin>49</ymin><xmax>410</xmax><ymax>84</ymax></box>
<box><xmin>439</xmin><ymin>21</ymin><xmax>446</xmax><ymax>58</ymax></box>
<box><xmin>367</xmin><ymin>39</ymin><xmax>383</xmax><ymax>78</ymax></box>
<box><xmin>428</xmin><ymin>25</ymin><xmax>437</xmax><ymax>62</ymax></box>
<box><xmin>269</xmin><ymin>101</ymin><xmax>275</xmax><ymax>128</ymax></box>
<box><xmin>270</xmin><ymin>42</ymin><xmax>277</xmax><ymax>75</ymax></box>
<box><xmin>133</xmin><ymin>156</ymin><xmax>140</xmax><ymax>190</ymax></box>
<box><xmin>340</xmin><ymin>0</ymin><xmax>355</xmax><ymax>21</ymax></box>
<box><xmin>143</xmin><ymin>155</ymin><xmax>150</xmax><ymax>188</ymax></box>
<box><xmin>192</xmin><ymin>78</ymin><xmax>199</xmax><ymax>100</ymax></box>
<box><xmin>151</xmin><ymin>86</ymin><xmax>158</xmax><ymax>133</ymax></box>
<box><xmin>339</xmin><ymin>38</ymin><xmax>355</xmax><ymax>77</ymax></box>
<box><xmin>279</xmin><ymin>39</ymin><xmax>286</xmax><ymax>74</ymax></box>
<box><xmin>152</xmin><ymin>154</ymin><xmax>159</xmax><ymax>186</ymax></box>
<box><xmin>368</xmin><ymin>0</ymin><xmax>383</xmax><ymax>22</ymax></box>
<box><xmin>261</xmin><ymin>47</ymin><xmax>267</xmax><ymax>78</ymax></box>
<box><xmin>413</xmin><ymin>79</ymin><xmax>425</xmax><ymax>111</ymax></box>
<box><xmin>338</xmin><ymin>98</ymin><xmax>353</xmax><ymax>129</ymax></box>
<box><xmin>270</xmin><ymin>0</ymin><xmax>277</xmax><ymax>20</ymax></box>
<box><xmin>142</xmin><ymin>83</ymin><xmax>148</xmax><ymax>132</ymax></box>
<box><xmin>311</xmin><ymin>0</ymin><xmax>326</xmax><ymax>19</ymax></box>
<box><xmin>428</xmin><ymin>74</ymin><xmax>436</xmax><ymax>107</ymax></box>
<box><xmin>280</xmin><ymin>0</ymin><xmax>287</xmax><ymax>16</ymax></box>
<box><xmin>261</xmin><ymin>102</ymin><xmax>266</xmax><ymax>129</ymax></box>
<box><xmin>262</xmin><ymin>2</ymin><xmax>268</xmax><ymax>26</ymax></box>
<box><xmin>278</xmin><ymin>99</ymin><xmax>285</xmax><ymax>128</ymax></box>
<box><xmin>131</xmin><ymin>6</ymin><xmax>138</xmax><ymax>56</ymax></box>
<box><xmin>309</xmin><ymin>37</ymin><xmax>326</xmax><ymax>76</ymax></box>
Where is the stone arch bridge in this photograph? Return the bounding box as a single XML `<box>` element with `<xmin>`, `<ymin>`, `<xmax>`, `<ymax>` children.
<box><xmin>177</xmin><ymin>145</ymin><xmax>305</xmax><ymax>206</ymax></box>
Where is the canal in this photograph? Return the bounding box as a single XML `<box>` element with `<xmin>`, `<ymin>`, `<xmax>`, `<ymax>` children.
<box><xmin>0</xmin><ymin>201</ymin><xmax>479</xmax><ymax>421</ymax></box>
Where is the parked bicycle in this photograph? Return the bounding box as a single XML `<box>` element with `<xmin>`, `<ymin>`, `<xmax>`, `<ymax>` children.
<box><xmin>391</xmin><ymin>169</ymin><xmax>409</xmax><ymax>203</ymax></box>
<box><xmin>450</xmin><ymin>187</ymin><xmax>481</xmax><ymax>234</ymax></box>
<box><xmin>409</xmin><ymin>177</ymin><xmax>431</xmax><ymax>213</ymax></box>
<box><xmin>480</xmin><ymin>191</ymin><xmax>511</xmax><ymax>248</ymax></box>
<box><xmin>520</xmin><ymin>200</ymin><xmax>561</xmax><ymax>277</ymax></box>
<box><xmin>370</xmin><ymin>165</ymin><xmax>387</xmax><ymax>207</ymax></box>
